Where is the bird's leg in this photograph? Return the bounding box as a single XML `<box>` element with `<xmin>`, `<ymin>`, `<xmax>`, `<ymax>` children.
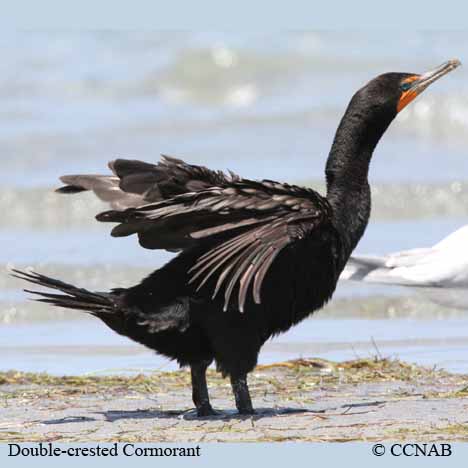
<box><xmin>190</xmin><ymin>360</ymin><xmax>216</xmax><ymax>417</ymax></box>
<box><xmin>230</xmin><ymin>374</ymin><xmax>255</xmax><ymax>415</ymax></box>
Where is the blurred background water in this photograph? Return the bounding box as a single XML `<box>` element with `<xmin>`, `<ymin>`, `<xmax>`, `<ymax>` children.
<box><xmin>2</xmin><ymin>31</ymin><xmax>468</xmax><ymax>375</ymax></box>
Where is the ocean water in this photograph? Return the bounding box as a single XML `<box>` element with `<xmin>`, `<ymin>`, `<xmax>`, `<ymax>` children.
<box><xmin>2</xmin><ymin>31</ymin><xmax>468</xmax><ymax>375</ymax></box>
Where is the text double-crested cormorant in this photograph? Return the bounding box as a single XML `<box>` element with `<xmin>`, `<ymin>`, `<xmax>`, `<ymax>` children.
<box><xmin>14</xmin><ymin>60</ymin><xmax>460</xmax><ymax>416</ymax></box>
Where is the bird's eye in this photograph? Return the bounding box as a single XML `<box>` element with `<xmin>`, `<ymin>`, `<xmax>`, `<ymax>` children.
<box><xmin>400</xmin><ymin>81</ymin><xmax>412</xmax><ymax>92</ymax></box>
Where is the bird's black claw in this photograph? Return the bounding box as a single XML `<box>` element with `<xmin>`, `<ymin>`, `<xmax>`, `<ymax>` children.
<box><xmin>196</xmin><ymin>405</ymin><xmax>218</xmax><ymax>417</ymax></box>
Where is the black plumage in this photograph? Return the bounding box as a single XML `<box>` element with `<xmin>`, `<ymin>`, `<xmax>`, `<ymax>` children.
<box><xmin>14</xmin><ymin>60</ymin><xmax>460</xmax><ymax>416</ymax></box>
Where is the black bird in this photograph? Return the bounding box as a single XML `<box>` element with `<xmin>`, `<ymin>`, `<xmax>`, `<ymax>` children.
<box><xmin>14</xmin><ymin>60</ymin><xmax>460</xmax><ymax>416</ymax></box>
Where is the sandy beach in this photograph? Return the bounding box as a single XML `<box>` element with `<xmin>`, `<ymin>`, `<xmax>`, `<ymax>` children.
<box><xmin>1</xmin><ymin>358</ymin><xmax>468</xmax><ymax>443</ymax></box>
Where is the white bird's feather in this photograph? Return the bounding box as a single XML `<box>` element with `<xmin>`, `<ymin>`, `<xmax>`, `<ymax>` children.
<box><xmin>340</xmin><ymin>225</ymin><xmax>468</xmax><ymax>309</ymax></box>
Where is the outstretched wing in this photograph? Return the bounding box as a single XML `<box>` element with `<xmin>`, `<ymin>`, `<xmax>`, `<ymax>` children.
<box><xmin>57</xmin><ymin>155</ymin><xmax>240</xmax><ymax>210</ymax></box>
<box><xmin>96</xmin><ymin>171</ymin><xmax>333</xmax><ymax>311</ymax></box>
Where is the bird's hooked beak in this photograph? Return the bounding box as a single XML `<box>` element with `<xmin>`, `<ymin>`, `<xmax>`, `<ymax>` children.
<box><xmin>397</xmin><ymin>59</ymin><xmax>461</xmax><ymax>112</ymax></box>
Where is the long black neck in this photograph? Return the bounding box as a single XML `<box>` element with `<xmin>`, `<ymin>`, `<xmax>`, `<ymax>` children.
<box><xmin>325</xmin><ymin>98</ymin><xmax>395</xmax><ymax>257</ymax></box>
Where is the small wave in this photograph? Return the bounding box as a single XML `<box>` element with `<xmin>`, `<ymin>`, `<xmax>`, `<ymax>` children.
<box><xmin>0</xmin><ymin>302</ymin><xmax>86</xmax><ymax>324</ymax></box>
<box><xmin>1</xmin><ymin>263</ymin><xmax>152</xmax><ymax>324</ymax></box>
<box><xmin>395</xmin><ymin>92</ymin><xmax>468</xmax><ymax>141</ymax></box>
<box><xmin>2</xmin><ymin>263</ymin><xmax>150</xmax><ymax>293</ymax></box>
<box><xmin>3</xmin><ymin>292</ymin><xmax>465</xmax><ymax>325</ymax></box>
<box><xmin>3</xmin><ymin>182</ymin><xmax>468</xmax><ymax>230</ymax></box>
<box><xmin>144</xmin><ymin>47</ymin><xmax>304</xmax><ymax>107</ymax></box>
<box><xmin>318</xmin><ymin>295</ymin><xmax>468</xmax><ymax>320</ymax></box>
<box><xmin>0</xmin><ymin>189</ymin><xmax>107</xmax><ymax>229</ymax></box>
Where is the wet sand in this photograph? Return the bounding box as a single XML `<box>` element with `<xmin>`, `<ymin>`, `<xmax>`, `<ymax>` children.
<box><xmin>1</xmin><ymin>358</ymin><xmax>468</xmax><ymax>442</ymax></box>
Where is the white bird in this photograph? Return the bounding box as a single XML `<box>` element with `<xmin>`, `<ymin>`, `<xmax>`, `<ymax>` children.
<box><xmin>340</xmin><ymin>225</ymin><xmax>468</xmax><ymax>309</ymax></box>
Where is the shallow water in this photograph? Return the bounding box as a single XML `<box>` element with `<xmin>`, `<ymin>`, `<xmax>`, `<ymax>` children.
<box><xmin>2</xmin><ymin>32</ymin><xmax>468</xmax><ymax>375</ymax></box>
<box><xmin>2</xmin><ymin>317</ymin><xmax>468</xmax><ymax>375</ymax></box>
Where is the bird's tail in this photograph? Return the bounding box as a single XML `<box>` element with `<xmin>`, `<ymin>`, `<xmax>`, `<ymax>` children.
<box><xmin>11</xmin><ymin>269</ymin><xmax>117</xmax><ymax>315</ymax></box>
<box><xmin>340</xmin><ymin>255</ymin><xmax>388</xmax><ymax>281</ymax></box>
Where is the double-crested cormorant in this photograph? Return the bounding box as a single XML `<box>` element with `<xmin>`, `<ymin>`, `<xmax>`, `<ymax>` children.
<box><xmin>341</xmin><ymin>224</ymin><xmax>468</xmax><ymax>310</ymax></box>
<box><xmin>14</xmin><ymin>60</ymin><xmax>460</xmax><ymax>416</ymax></box>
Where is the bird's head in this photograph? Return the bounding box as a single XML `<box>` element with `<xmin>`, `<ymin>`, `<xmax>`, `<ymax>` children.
<box><xmin>352</xmin><ymin>59</ymin><xmax>461</xmax><ymax>121</ymax></box>
<box><xmin>327</xmin><ymin>59</ymin><xmax>461</xmax><ymax>186</ymax></box>
<box><xmin>333</xmin><ymin>59</ymin><xmax>462</xmax><ymax>154</ymax></box>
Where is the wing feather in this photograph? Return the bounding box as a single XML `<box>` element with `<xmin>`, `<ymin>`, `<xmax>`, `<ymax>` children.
<box><xmin>56</xmin><ymin>155</ymin><xmax>240</xmax><ymax>210</ymax></box>
<box><xmin>57</xmin><ymin>156</ymin><xmax>332</xmax><ymax>310</ymax></box>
